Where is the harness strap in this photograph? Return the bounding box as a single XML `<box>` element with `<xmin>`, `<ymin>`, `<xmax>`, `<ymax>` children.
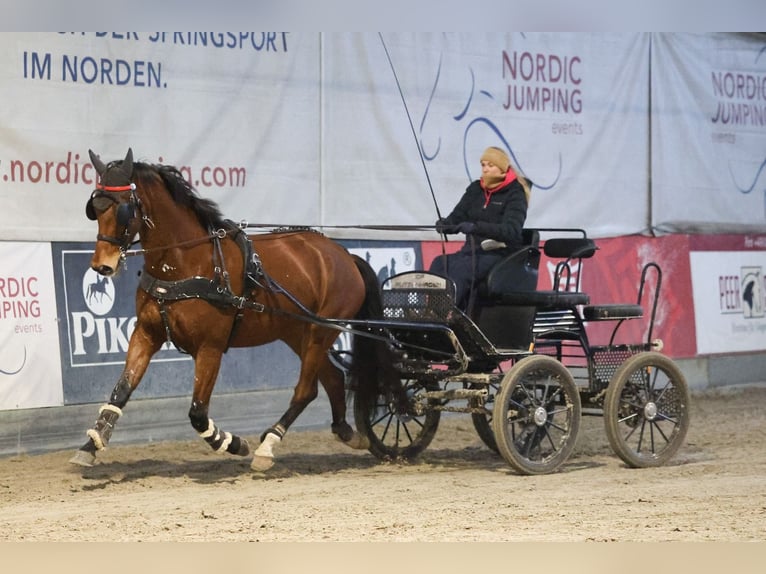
<box><xmin>139</xmin><ymin>270</ymin><xmax>265</xmax><ymax>354</ymax></box>
<box><xmin>156</xmin><ymin>300</ymin><xmax>190</xmax><ymax>354</ymax></box>
<box><xmin>139</xmin><ymin>272</ymin><xmax>265</xmax><ymax>311</ymax></box>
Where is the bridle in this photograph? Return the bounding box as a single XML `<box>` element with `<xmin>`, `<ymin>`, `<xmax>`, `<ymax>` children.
<box><xmin>85</xmin><ymin>154</ymin><xmax>234</xmax><ymax>266</ymax></box>
<box><xmin>86</xmin><ymin>180</ymin><xmax>153</xmax><ymax>260</ymax></box>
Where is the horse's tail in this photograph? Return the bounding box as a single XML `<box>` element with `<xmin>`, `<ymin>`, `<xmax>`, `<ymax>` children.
<box><xmin>348</xmin><ymin>255</ymin><xmax>400</xmax><ymax>398</ymax></box>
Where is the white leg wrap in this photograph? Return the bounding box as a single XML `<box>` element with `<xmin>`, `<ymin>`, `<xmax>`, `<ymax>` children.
<box><xmin>87</xmin><ymin>403</ymin><xmax>124</xmax><ymax>450</ymax></box>
<box><xmin>198</xmin><ymin>418</ymin><xmax>216</xmax><ymax>439</ymax></box>
<box><xmin>86</xmin><ymin>429</ymin><xmax>104</xmax><ymax>450</ymax></box>
<box><xmin>217</xmin><ymin>431</ymin><xmax>233</xmax><ymax>453</ymax></box>
<box><xmin>99</xmin><ymin>404</ymin><xmax>123</xmax><ymax>417</ymax></box>
<box><xmin>340</xmin><ymin>431</ymin><xmax>370</xmax><ymax>450</ymax></box>
<box><xmin>254</xmin><ymin>432</ymin><xmax>281</xmax><ymax>458</ymax></box>
<box><xmin>197</xmin><ymin>418</ymin><xmax>233</xmax><ymax>453</ymax></box>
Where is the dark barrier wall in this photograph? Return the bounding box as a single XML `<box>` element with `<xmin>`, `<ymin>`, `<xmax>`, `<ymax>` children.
<box><xmin>51</xmin><ymin>239</ymin><xmax>422</xmax><ymax>406</ymax></box>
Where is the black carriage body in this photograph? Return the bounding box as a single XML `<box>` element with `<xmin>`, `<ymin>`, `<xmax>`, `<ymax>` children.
<box><xmin>347</xmin><ymin>227</ymin><xmax>690</xmax><ymax>474</ymax></box>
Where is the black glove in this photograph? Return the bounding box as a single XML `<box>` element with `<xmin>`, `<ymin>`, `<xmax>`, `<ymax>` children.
<box><xmin>456</xmin><ymin>221</ymin><xmax>476</xmax><ymax>235</ymax></box>
<box><xmin>435</xmin><ymin>219</ymin><xmax>458</xmax><ymax>234</ymax></box>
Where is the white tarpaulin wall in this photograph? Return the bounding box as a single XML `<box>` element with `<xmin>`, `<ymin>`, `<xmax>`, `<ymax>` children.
<box><xmin>651</xmin><ymin>33</ymin><xmax>766</xmax><ymax>234</ymax></box>
<box><xmin>0</xmin><ymin>32</ymin><xmax>322</xmax><ymax>241</ymax></box>
<box><xmin>0</xmin><ymin>33</ymin><xmax>763</xmax><ymax>242</ymax></box>
<box><xmin>322</xmin><ymin>33</ymin><xmax>651</xmax><ymax>238</ymax></box>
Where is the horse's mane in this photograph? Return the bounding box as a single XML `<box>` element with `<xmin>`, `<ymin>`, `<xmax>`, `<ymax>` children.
<box><xmin>131</xmin><ymin>161</ymin><xmax>228</xmax><ymax>231</ymax></box>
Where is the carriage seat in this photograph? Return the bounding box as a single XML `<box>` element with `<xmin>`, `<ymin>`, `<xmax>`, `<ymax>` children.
<box><xmin>535</xmin><ymin>237</ymin><xmax>645</xmax><ymax>321</ymax></box>
<box><xmin>582</xmin><ymin>303</ymin><xmax>643</xmax><ymax>321</ymax></box>
<box><xmin>492</xmin><ymin>289</ymin><xmax>590</xmax><ymax>308</ymax></box>
<box><xmin>479</xmin><ymin>235</ymin><xmax>597</xmax><ymax>309</ymax></box>
<box><xmin>542</xmin><ymin>237</ymin><xmax>644</xmax><ymax>320</ymax></box>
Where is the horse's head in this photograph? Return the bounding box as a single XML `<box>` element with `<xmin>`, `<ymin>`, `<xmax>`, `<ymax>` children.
<box><xmin>86</xmin><ymin>148</ymin><xmax>143</xmax><ymax>276</ymax></box>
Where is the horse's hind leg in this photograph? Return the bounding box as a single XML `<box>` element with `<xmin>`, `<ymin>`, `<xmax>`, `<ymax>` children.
<box><xmin>252</xmin><ymin>337</ymin><xmax>327</xmax><ymax>471</ymax></box>
<box><xmin>318</xmin><ymin>355</ymin><xmax>369</xmax><ymax>450</ymax></box>
<box><xmin>188</xmin><ymin>347</ymin><xmax>250</xmax><ymax>458</ymax></box>
<box><xmin>252</xmin><ymin>333</ymin><xmax>368</xmax><ymax>471</ymax></box>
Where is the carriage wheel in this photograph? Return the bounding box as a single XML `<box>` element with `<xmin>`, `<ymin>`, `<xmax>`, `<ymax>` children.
<box><xmin>492</xmin><ymin>355</ymin><xmax>581</xmax><ymax>475</ymax></box>
<box><xmin>470</xmin><ymin>380</ymin><xmax>500</xmax><ymax>454</ymax></box>
<box><xmin>603</xmin><ymin>351</ymin><xmax>690</xmax><ymax>468</ymax></box>
<box><xmin>354</xmin><ymin>378</ymin><xmax>441</xmax><ymax>461</ymax></box>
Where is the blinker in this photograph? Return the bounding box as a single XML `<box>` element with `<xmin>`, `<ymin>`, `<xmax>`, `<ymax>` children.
<box><xmin>116</xmin><ymin>202</ymin><xmax>135</xmax><ymax>227</ymax></box>
<box><xmin>86</xmin><ymin>198</ymin><xmax>97</xmax><ymax>220</ymax></box>
<box><xmin>85</xmin><ymin>188</ymin><xmax>136</xmax><ymax>226</ymax></box>
<box><xmin>85</xmin><ymin>192</ymin><xmax>126</xmax><ymax>222</ymax></box>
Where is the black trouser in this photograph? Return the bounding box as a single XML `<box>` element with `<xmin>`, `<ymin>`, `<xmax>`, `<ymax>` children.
<box><xmin>429</xmin><ymin>246</ymin><xmax>507</xmax><ymax>309</ymax></box>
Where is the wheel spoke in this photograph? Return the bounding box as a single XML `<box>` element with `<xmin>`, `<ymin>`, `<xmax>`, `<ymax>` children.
<box><xmin>654</xmin><ymin>411</ymin><xmax>679</xmax><ymax>424</ymax></box>
<box><xmin>541</xmin><ymin>427</ymin><xmax>558</xmax><ymax>453</ymax></box>
<box><xmin>400</xmin><ymin>419</ymin><xmax>414</xmax><ymax>443</ymax></box>
<box><xmin>650</xmin><ymin>419</ymin><xmax>671</xmax><ymax>445</ymax></box>
<box><xmin>547</xmin><ymin>416</ymin><xmax>570</xmax><ymax>435</ymax></box>
<box><xmin>378</xmin><ymin>412</ymin><xmax>394</xmax><ymax>441</ymax></box>
<box><xmin>636</xmin><ymin>417</ymin><xmax>648</xmax><ymax>452</ymax></box>
<box><xmin>371</xmin><ymin>405</ymin><xmax>391</xmax><ymax>427</ymax></box>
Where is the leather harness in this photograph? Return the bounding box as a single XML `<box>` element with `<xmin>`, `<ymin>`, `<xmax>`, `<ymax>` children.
<box><xmin>138</xmin><ymin>221</ymin><xmax>267</xmax><ymax>353</ymax></box>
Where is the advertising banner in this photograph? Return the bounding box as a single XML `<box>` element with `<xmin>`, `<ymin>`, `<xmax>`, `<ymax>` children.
<box><xmin>690</xmin><ymin>238</ymin><xmax>766</xmax><ymax>355</ymax></box>
<box><xmin>322</xmin><ymin>33</ymin><xmax>651</xmax><ymax>238</ymax></box>
<box><xmin>2</xmin><ymin>33</ymin><xmax>766</xmax><ymax>245</ymax></box>
<box><xmin>0</xmin><ymin>32</ymin><xmax>320</xmax><ymax>242</ymax></box>
<box><xmin>651</xmin><ymin>33</ymin><xmax>766</xmax><ymax>234</ymax></box>
<box><xmin>575</xmin><ymin>234</ymin><xmax>696</xmax><ymax>358</ymax></box>
<box><xmin>0</xmin><ymin>242</ymin><xmax>63</xmax><ymax>409</ymax></box>
<box><xmin>1</xmin><ymin>32</ymin><xmax>652</xmax><ymax>244</ymax></box>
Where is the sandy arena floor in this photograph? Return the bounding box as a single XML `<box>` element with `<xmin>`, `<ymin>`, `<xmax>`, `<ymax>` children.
<box><xmin>1</xmin><ymin>385</ymin><xmax>764</xmax><ymax>543</ymax></box>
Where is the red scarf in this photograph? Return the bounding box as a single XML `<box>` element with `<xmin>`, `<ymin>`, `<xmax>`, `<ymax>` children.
<box><xmin>480</xmin><ymin>169</ymin><xmax>517</xmax><ymax>207</ymax></box>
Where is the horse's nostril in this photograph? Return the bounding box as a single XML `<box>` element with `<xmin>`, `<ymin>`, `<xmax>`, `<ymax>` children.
<box><xmin>95</xmin><ymin>265</ymin><xmax>115</xmax><ymax>277</ymax></box>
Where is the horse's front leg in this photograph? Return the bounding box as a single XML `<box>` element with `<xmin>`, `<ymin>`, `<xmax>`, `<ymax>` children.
<box><xmin>69</xmin><ymin>324</ymin><xmax>160</xmax><ymax>467</ymax></box>
<box><xmin>187</xmin><ymin>346</ymin><xmax>250</xmax><ymax>458</ymax></box>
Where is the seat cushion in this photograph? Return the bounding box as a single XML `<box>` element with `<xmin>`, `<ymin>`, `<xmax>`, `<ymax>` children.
<box><xmin>494</xmin><ymin>290</ymin><xmax>590</xmax><ymax>308</ymax></box>
<box><xmin>582</xmin><ymin>304</ymin><xmax>643</xmax><ymax>321</ymax></box>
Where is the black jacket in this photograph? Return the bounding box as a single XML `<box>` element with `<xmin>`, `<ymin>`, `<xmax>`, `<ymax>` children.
<box><xmin>442</xmin><ymin>176</ymin><xmax>530</xmax><ymax>252</ymax></box>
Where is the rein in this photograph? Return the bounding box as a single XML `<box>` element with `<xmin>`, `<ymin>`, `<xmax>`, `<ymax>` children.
<box><xmin>122</xmin><ymin>227</ymin><xmax>234</xmax><ymax>257</ymax></box>
<box><xmin>243</xmin><ymin>223</ymin><xmax>438</xmax><ymax>232</ymax></box>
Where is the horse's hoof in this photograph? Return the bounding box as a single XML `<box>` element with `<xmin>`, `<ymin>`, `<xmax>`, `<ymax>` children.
<box><xmin>69</xmin><ymin>450</ymin><xmax>96</xmax><ymax>467</ymax></box>
<box><xmin>337</xmin><ymin>431</ymin><xmax>370</xmax><ymax>450</ymax></box>
<box><xmin>236</xmin><ymin>438</ymin><xmax>250</xmax><ymax>457</ymax></box>
<box><xmin>250</xmin><ymin>455</ymin><xmax>274</xmax><ymax>472</ymax></box>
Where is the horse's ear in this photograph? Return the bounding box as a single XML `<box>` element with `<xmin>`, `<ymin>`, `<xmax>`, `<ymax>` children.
<box><xmin>89</xmin><ymin>149</ymin><xmax>107</xmax><ymax>175</ymax></box>
<box><xmin>121</xmin><ymin>148</ymin><xmax>134</xmax><ymax>178</ymax></box>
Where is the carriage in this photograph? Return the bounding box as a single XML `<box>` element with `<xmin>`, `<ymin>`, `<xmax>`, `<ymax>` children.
<box><xmin>72</xmin><ymin>149</ymin><xmax>690</xmax><ymax>476</ymax></box>
<box><xmin>334</xmin><ymin>227</ymin><xmax>690</xmax><ymax>475</ymax></box>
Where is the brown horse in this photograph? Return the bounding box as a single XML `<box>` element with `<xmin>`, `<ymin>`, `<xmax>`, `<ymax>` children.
<box><xmin>69</xmin><ymin>148</ymin><xmax>391</xmax><ymax>471</ymax></box>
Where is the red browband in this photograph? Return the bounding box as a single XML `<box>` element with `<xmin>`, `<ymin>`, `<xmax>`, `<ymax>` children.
<box><xmin>95</xmin><ymin>183</ymin><xmax>136</xmax><ymax>192</ymax></box>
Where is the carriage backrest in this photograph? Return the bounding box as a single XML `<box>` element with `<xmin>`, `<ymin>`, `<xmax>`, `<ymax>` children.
<box><xmin>482</xmin><ymin>228</ymin><xmax>541</xmax><ymax>297</ymax></box>
<box><xmin>542</xmin><ymin>236</ymin><xmax>598</xmax><ymax>292</ymax></box>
